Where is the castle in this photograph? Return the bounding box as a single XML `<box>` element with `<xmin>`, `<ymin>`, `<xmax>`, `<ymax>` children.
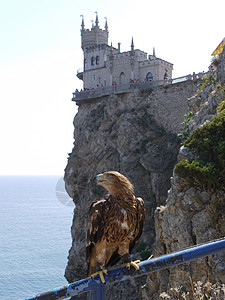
<box><xmin>77</xmin><ymin>13</ymin><xmax>173</xmax><ymax>90</ymax></box>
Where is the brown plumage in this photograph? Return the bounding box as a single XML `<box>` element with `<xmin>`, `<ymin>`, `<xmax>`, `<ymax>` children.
<box><xmin>86</xmin><ymin>171</ymin><xmax>145</xmax><ymax>281</ymax></box>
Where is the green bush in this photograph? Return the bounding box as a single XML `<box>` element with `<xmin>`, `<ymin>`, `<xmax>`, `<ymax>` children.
<box><xmin>184</xmin><ymin>109</ymin><xmax>225</xmax><ymax>162</ymax></box>
<box><xmin>174</xmin><ymin>108</ymin><xmax>225</xmax><ymax>189</ymax></box>
<box><xmin>174</xmin><ymin>159</ymin><xmax>218</xmax><ymax>187</ymax></box>
<box><xmin>197</xmin><ymin>73</ymin><xmax>216</xmax><ymax>93</ymax></box>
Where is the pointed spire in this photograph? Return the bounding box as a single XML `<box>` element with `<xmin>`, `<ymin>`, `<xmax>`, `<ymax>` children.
<box><xmin>91</xmin><ymin>20</ymin><xmax>94</xmax><ymax>29</ymax></box>
<box><xmin>95</xmin><ymin>11</ymin><xmax>99</xmax><ymax>27</ymax></box>
<box><xmin>153</xmin><ymin>47</ymin><xmax>156</xmax><ymax>57</ymax></box>
<box><xmin>80</xmin><ymin>15</ymin><xmax>84</xmax><ymax>30</ymax></box>
<box><xmin>104</xmin><ymin>17</ymin><xmax>108</xmax><ymax>31</ymax></box>
<box><xmin>110</xmin><ymin>41</ymin><xmax>113</xmax><ymax>53</ymax></box>
<box><xmin>131</xmin><ymin>37</ymin><xmax>134</xmax><ymax>53</ymax></box>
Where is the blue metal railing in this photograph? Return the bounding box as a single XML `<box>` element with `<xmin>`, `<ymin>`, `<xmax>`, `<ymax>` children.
<box><xmin>21</xmin><ymin>238</ymin><xmax>225</xmax><ymax>300</ymax></box>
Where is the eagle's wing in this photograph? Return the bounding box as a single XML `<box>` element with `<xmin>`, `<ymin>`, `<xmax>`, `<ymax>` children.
<box><xmin>107</xmin><ymin>196</ymin><xmax>145</xmax><ymax>267</ymax></box>
<box><xmin>86</xmin><ymin>198</ymin><xmax>109</xmax><ymax>274</ymax></box>
<box><xmin>129</xmin><ymin>197</ymin><xmax>145</xmax><ymax>252</ymax></box>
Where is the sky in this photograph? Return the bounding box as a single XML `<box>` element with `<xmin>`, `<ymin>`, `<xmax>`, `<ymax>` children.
<box><xmin>0</xmin><ymin>0</ymin><xmax>224</xmax><ymax>175</ymax></box>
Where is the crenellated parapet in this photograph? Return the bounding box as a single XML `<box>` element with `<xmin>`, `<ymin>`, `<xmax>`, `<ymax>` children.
<box><xmin>81</xmin><ymin>13</ymin><xmax>108</xmax><ymax>50</ymax></box>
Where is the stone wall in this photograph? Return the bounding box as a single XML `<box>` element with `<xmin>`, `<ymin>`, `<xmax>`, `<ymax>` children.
<box><xmin>139</xmin><ymin>80</ymin><xmax>197</xmax><ymax>134</ymax></box>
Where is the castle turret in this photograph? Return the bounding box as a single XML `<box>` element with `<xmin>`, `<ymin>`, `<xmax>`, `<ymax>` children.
<box><xmin>81</xmin><ymin>13</ymin><xmax>108</xmax><ymax>50</ymax></box>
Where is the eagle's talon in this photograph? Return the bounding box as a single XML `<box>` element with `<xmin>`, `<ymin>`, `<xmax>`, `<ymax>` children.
<box><xmin>124</xmin><ymin>260</ymin><xmax>140</xmax><ymax>271</ymax></box>
<box><xmin>91</xmin><ymin>269</ymin><xmax>108</xmax><ymax>283</ymax></box>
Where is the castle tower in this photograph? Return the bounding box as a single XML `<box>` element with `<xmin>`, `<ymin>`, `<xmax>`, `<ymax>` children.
<box><xmin>81</xmin><ymin>13</ymin><xmax>109</xmax><ymax>50</ymax></box>
<box><xmin>79</xmin><ymin>13</ymin><xmax>112</xmax><ymax>89</ymax></box>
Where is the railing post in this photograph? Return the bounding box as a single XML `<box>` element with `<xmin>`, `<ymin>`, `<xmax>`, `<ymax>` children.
<box><xmin>93</xmin><ymin>285</ymin><xmax>105</xmax><ymax>300</ymax></box>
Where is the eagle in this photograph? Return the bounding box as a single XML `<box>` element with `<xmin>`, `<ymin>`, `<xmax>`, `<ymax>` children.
<box><xmin>86</xmin><ymin>171</ymin><xmax>145</xmax><ymax>283</ymax></box>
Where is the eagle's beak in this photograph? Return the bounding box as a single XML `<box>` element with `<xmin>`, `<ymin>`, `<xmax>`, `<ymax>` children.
<box><xmin>95</xmin><ymin>173</ymin><xmax>105</xmax><ymax>185</ymax></box>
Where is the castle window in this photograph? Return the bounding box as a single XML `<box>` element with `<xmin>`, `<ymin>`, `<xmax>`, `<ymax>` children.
<box><xmin>96</xmin><ymin>56</ymin><xmax>100</xmax><ymax>65</ymax></box>
<box><xmin>84</xmin><ymin>59</ymin><xmax>87</xmax><ymax>71</ymax></box>
<box><xmin>119</xmin><ymin>72</ymin><xmax>125</xmax><ymax>85</ymax></box>
<box><xmin>146</xmin><ymin>72</ymin><xmax>153</xmax><ymax>82</ymax></box>
<box><xmin>91</xmin><ymin>57</ymin><xmax>95</xmax><ymax>66</ymax></box>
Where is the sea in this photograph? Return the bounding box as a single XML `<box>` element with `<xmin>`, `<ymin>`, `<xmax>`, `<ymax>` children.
<box><xmin>0</xmin><ymin>176</ymin><xmax>74</xmax><ymax>300</ymax></box>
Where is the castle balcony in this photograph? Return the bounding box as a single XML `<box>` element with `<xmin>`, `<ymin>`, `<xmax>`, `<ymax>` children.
<box><xmin>72</xmin><ymin>81</ymin><xmax>159</xmax><ymax>104</ymax></box>
<box><xmin>76</xmin><ymin>68</ymin><xmax>83</xmax><ymax>80</ymax></box>
<box><xmin>72</xmin><ymin>72</ymin><xmax>206</xmax><ymax>105</ymax></box>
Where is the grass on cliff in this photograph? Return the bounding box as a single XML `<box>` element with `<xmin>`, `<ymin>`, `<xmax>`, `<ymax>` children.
<box><xmin>174</xmin><ymin>100</ymin><xmax>225</xmax><ymax>190</ymax></box>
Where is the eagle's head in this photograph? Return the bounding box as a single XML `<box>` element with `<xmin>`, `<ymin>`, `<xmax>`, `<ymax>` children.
<box><xmin>95</xmin><ymin>171</ymin><xmax>134</xmax><ymax>197</ymax></box>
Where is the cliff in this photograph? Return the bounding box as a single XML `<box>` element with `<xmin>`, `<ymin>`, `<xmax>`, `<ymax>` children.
<box><xmin>64</xmin><ymin>80</ymin><xmax>198</xmax><ymax>299</ymax></box>
<box><xmin>64</xmin><ymin>45</ymin><xmax>225</xmax><ymax>300</ymax></box>
<box><xmin>142</xmin><ymin>50</ymin><xmax>225</xmax><ymax>299</ymax></box>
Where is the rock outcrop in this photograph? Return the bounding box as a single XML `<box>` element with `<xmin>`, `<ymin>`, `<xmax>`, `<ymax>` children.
<box><xmin>143</xmin><ymin>162</ymin><xmax>225</xmax><ymax>299</ymax></box>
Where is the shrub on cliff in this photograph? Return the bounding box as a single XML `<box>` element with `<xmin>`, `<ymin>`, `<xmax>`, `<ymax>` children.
<box><xmin>177</xmin><ymin>108</ymin><xmax>193</xmax><ymax>141</ymax></box>
<box><xmin>175</xmin><ymin>159</ymin><xmax>219</xmax><ymax>187</ymax></box>
<box><xmin>175</xmin><ymin>101</ymin><xmax>225</xmax><ymax>189</ymax></box>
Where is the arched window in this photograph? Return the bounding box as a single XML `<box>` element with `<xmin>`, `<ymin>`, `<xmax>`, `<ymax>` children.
<box><xmin>84</xmin><ymin>59</ymin><xmax>87</xmax><ymax>71</ymax></box>
<box><xmin>119</xmin><ymin>72</ymin><xmax>125</xmax><ymax>85</ymax></box>
<box><xmin>91</xmin><ymin>57</ymin><xmax>95</xmax><ymax>66</ymax></box>
<box><xmin>96</xmin><ymin>56</ymin><xmax>100</xmax><ymax>65</ymax></box>
<box><xmin>146</xmin><ymin>72</ymin><xmax>153</xmax><ymax>82</ymax></box>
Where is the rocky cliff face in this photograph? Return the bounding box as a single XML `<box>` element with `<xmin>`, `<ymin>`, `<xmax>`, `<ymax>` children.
<box><xmin>142</xmin><ymin>57</ymin><xmax>225</xmax><ymax>299</ymax></box>
<box><xmin>143</xmin><ymin>169</ymin><xmax>225</xmax><ymax>299</ymax></box>
<box><xmin>64</xmin><ymin>81</ymin><xmax>198</xmax><ymax>299</ymax></box>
